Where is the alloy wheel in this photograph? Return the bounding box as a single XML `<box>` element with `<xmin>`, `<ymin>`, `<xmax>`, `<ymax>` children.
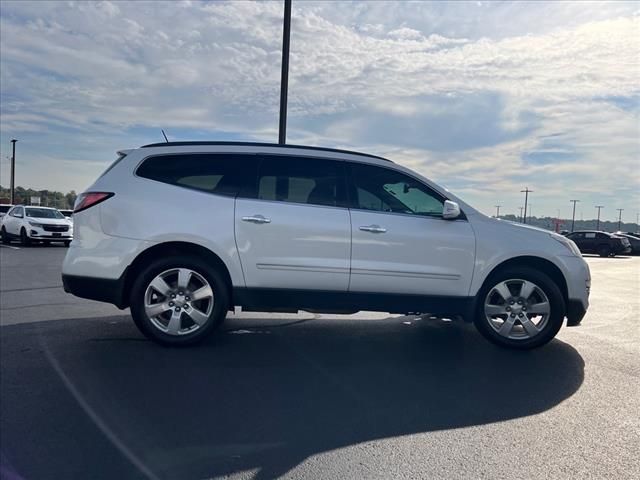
<box><xmin>484</xmin><ymin>279</ymin><xmax>551</xmax><ymax>340</ymax></box>
<box><xmin>144</xmin><ymin>268</ymin><xmax>214</xmax><ymax>336</ymax></box>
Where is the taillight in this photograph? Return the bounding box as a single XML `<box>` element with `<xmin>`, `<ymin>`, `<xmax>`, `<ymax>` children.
<box><xmin>74</xmin><ymin>192</ymin><xmax>114</xmax><ymax>213</ymax></box>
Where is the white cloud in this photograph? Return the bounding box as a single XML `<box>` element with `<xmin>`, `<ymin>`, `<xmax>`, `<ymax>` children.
<box><xmin>0</xmin><ymin>0</ymin><xmax>638</xmax><ymax>219</ymax></box>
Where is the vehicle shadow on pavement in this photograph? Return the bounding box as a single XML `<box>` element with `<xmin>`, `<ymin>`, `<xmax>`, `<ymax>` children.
<box><xmin>1</xmin><ymin>315</ymin><xmax>585</xmax><ymax>480</ymax></box>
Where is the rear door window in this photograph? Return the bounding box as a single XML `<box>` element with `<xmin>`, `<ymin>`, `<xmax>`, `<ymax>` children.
<box><xmin>254</xmin><ymin>156</ymin><xmax>347</xmax><ymax>208</ymax></box>
<box><xmin>136</xmin><ymin>154</ymin><xmax>258</xmax><ymax>197</ymax></box>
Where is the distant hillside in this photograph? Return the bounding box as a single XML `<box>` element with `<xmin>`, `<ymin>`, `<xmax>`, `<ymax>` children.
<box><xmin>0</xmin><ymin>185</ymin><xmax>77</xmax><ymax>210</ymax></box>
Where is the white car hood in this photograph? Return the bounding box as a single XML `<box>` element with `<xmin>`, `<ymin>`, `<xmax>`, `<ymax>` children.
<box><xmin>28</xmin><ymin>217</ymin><xmax>72</xmax><ymax>226</ymax></box>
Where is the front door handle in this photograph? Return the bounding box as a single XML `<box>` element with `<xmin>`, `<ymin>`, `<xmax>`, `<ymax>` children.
<box><xmin>242</xmin><ymin>214</ymin><xmax>271</xmax><ymax>224</ymax></box>
<box><xmin>359</xmin><ymin>224</ymin><xmax>387</xmax><ymax>233</ymax></box>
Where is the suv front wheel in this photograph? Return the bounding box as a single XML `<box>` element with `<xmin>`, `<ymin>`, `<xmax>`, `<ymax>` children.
<box><xmin>130</xmin><ymin>256</ymin><xmax>229</xmax><ymax>346</ymax></box>
<box><xmin>474</xmin><ymin>267</ymin><xmax>565</xmax><ymax>349</ymax></box>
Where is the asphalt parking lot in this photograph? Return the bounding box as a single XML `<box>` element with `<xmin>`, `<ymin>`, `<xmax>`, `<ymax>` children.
<box><xmin>1</xmin><ymin>245</ymin><xmax>639</xmax><ymax>480</ymax></box>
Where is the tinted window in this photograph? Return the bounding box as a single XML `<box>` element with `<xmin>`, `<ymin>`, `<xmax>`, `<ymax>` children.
<box><xmin>348</xmin><ymin>163</ymin><xmax>444</xmax><ymax>216</ymax></box>
<box><xmin>0</xmin><ymin>206</ymin><xmax>10</xmax><ymax>214</ymax></box>
<box><xmin>137</xmin><ymin>154</ymin><xmax>257</xmax><ymax>197</ymax></box>
<box><xmin>255</xmin><ymin>156</ymin><xmax>345</xmax><ymax>207</ymax></box>
<box><xmin>568</xmin><ymin>233</ymin><xmax>583</xmax><ymax>240</ymax></box>
<box><xmin>11</xmin><ymin>207</ymin><xmax>23</xmax><ymax>217</ymax></box>
<box><xmin>585</xmin><ymin>233</ymin><xmax>596</xmax><ymax>239</ymax></box>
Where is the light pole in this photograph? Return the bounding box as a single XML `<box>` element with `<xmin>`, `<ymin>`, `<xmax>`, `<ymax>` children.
<box><xmin>278</xmin><ymin>0</ymin><xmax>292</xmax><ymax>145</ymax></box>
<box><xmin>595</xmin><ymin>205</ymin><xmax>604</xmax><ymax>231</ymax></box>
<box><xmin>616</xmin><ymin>208</ymin><xmax>623</xmax><ymax>231</ymax></box>
<box><xmin>494</xmin><ymin>205</ymin><xmax>501</xmax><ymax>218</ymax></box>
<box><xmin>570</xmin><ymin>199</ymin><xmax>580</xmax><ymax>232</ymax></box>
<box><xmin>521</xmin><ymin>187</ymin><xmax>532</xmax><ymax>224</ymax></box>
<box><xmin>10</xmin><ymin>139</ymin><xmax>17</xmax><ymax>204</ymax></box>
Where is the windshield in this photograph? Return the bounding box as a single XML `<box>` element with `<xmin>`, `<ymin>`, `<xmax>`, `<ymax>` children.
<box><xmin>25</xmin><ymin>208</ymin><xmax>65</xmax><ymax>219</ymax></box>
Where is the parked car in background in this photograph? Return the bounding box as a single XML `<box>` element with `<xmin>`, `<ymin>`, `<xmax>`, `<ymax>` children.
<box><xmin>59</xmin><ymin>209</ymin><xmax>73</xmax><ymax>219</ymax></box>
<box><xmin>62</xmin><ymin>142</ymin><xmax>591</xmax><ymax>350</ymax></box>
<box><xmin>0</xmin><ymin>204</ymin><xmax>13</xmax><ymax>218</ymax></box>
<box><xmin>1</xmin><ymin>205</ymin><xmax>73</xmax><ymax>246</ymax></box>
<box><xmin>614</xmin><ymin>232</ymin><xmax>640</xmax><ymax>255</ymax></box>
<box><xmin>565</xmin><ymin>230</ymin><xmax>631</xmax><ymax>257</ymax></box>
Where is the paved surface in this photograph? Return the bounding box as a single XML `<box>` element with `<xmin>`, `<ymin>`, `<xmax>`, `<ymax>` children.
<box><xmin>1</xmin><ymin>244</ymin><xmax>638</xmax><ymax>479</ymax></box>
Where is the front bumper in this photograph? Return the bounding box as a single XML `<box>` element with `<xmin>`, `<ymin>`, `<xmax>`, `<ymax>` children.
<box><xmin>566</xmin><ymin>300</ymin><xmax>587</xmax><ymax>326</ymax></box>
<box><xmin>28</xmin><ymin>226</ymin><xmax>73</xmax><ymax>239</ymax></box>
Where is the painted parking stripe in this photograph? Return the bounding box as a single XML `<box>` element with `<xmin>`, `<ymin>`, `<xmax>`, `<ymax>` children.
<box><xmin>0</xmin><ymin>244</ymin><xmax>20</xmax><ymax>250</ymax></box>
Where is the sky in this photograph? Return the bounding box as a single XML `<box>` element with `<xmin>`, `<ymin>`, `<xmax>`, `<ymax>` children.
<box><xmin>0</xmin><ymin>0</ymin><xmax>639</xmax><ymax>221</ymax></box>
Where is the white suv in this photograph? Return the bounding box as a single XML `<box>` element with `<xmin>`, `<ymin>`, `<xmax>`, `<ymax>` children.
<box><xmin>1</xmin><ymin>205</ymin><xmax>73</xmax><ymax>246</ymax></box>
<box><xmin>62</xmin><ymin>142</ymin><xmax>590</xmax><ymax>349</ymax></box>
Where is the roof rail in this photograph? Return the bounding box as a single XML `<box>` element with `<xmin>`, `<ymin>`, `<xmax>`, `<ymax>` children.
<box><xmin>139</xmin><ymin>141</ymin><xmax>392</xmax><ymax>163</ymax></box>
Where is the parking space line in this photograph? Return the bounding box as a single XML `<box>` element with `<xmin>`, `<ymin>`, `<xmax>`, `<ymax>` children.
<box><xmin>0</xmin><ymin>244</ymin><xmax>20</xmax><ymax>250</ymax></box>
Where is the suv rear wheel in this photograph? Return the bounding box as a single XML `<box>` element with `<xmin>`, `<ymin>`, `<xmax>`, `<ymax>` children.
<box><xmin>474</xmin><ymin>267</ymin><xmax>565</xmax><ymax>349</ymax></box>
<box><xmin>597</xmin><ymin>244</ymin><xmax>611</xmax><ymax>257</ymax></box>
<box><xmin>130</xmin><ymin>255</ymin><xmax>229</xmax><ymax>346</ymax></box>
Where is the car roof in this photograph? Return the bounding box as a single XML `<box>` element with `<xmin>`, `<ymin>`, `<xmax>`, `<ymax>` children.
<box><xmin>139</xmin><ymin>141</ymin><xmax>393</xmax><ymax>163</ymax></box>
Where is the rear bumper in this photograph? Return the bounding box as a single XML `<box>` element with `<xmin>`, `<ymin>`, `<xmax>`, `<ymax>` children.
<box><xmin>566</xmin><ymin>299</ymin><xmax>587</xmax><ymax>326</ymax></box>
<box><xmin>62</xmin><ymin>273</ymin><xmax>127</xmax><ymax>309</ymax></box>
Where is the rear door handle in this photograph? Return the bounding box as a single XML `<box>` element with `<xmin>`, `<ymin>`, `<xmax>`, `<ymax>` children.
<box><xmin>242</xmin><ymin>214</ymin><xmax>271</xmax><ymax>224</ymax></box>
<box><xmin>359</xmin><ymin>224</ymin><xmax>387</xmax><ymax>233</ymax></box>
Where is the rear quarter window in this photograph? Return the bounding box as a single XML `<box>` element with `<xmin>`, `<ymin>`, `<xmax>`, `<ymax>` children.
<box><xmin>136</xmin><ymin>154</ymin><xmax>258</xmax><ymax>197</ymax></box>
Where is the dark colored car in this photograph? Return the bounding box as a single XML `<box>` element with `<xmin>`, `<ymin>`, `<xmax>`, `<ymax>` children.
<box><xmin>566</xmin><ymin>231</ymin><xmax>631</xmax><ymax>257</ymax></box>
<box><xmin>615</xmin><ymin>232</ymin><xmax>640</xmax><ymax>255</ymax></box>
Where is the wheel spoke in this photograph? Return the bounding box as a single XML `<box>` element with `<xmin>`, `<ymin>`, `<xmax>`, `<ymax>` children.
<box><xmin>177</xmin><ymin>269</ymin><xmax>192</xmax><ymax>290</ymax></box>
<box><xmin>498</xmin><ymin>316</ymin><xmax>517</xmax><ymax>337</ymax></box>
<box><xmin>485</xmin><ymin>304</ymin><xmax>508</xmax><ymax>316</ymax></box>
<box><xmin>185</xmin><ymin>307</ymin><xmax>209</xmax><ymax>326</ymax></box>
<box><xmin>145</xmin><ymin>302</ymin><xmax>170</xmax><ymax>318</ymax></box>
<box><xmin>493</xmin><ymin>282</ymin><xmax>512</xmax><ymax>301</ymax></box>
<box><xmin>520</xmin><ymin>316</ymin><xmax>539</xmax><ymax>337</ymax></box>
<box><xmin>527</xmin><ymin>301</ymin><xmax>550</xmax><ymax>315</ymax></box>
<box><xmin>167</xmin><ymin>310</ymin><xmax>182</xmax><ymax>334</ymax></box>
<box><xmin>519</xmin><ymin>281</ymin><xmax>536</xmax><ymax>301</ymax></box>
<box><xmin>191</xmin><ymin>285</ymin><xmax>213</xmax><ymax>302</ymax></box>
<box><xmin>150</xmin><ymin>276</ymin><xmax>171</xmax><ymax>296</ymax></box>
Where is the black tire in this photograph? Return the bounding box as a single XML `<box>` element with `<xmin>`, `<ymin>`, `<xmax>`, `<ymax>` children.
<box><xmin>43</xmin><ymin>241</ymin><xmax>51</xmax><ymax>246</ymax></box>
<box><xmin>474</xmin><ymin>267</ymin><xmax>565</xmax><ymax>350</ymax></box>
<box><xmin>20</xmin><ymin>228</ymin><xmax>31</xmax><ymax>246</ymax></box>
<box><xmin>1</xmin><ymin>227</ymin><xmax>9</xmax><ymax>244</ymax></box>
<box><xmin>63</xmin><ymin>241</ymin><xmax>71</xmax><ymax>247</ymax></box>
<box><xmin>597</xmin><ymin>244</ymin><xmax>611</xmax><ymax>257</ymax></box>
<box><xmin>130</xmin><ymin>255</ymin><xmax>229</xmax><ymax>346</ymax></box>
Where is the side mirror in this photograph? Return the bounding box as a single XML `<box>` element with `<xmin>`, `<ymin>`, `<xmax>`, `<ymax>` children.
<box><xmin>442</xmin><ymin>200</ymin><xmax>461</xmax><ymax>219</ymax></box>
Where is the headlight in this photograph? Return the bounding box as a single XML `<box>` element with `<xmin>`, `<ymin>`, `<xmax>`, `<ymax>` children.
<box><xmin>28</xmin><ymin>221</ymin><xmax>43</xmax><ymax>228</ymax></box>
<box><xmin>550</xmin><ymin>234</ymin><xmax>581</xmax><ymax>256</ymax></box>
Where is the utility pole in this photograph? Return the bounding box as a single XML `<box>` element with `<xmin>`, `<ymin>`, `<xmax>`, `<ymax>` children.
<box><xmin>278</xmin><ymin>0</ymin><xmax>292</xmax><ymax>145</ymax></box>
<box><xmin>595</xmin><ymin>205</ymin><xmax>604</xmax><ymax>231</ymax></box>
<box><xmin>518</xmin><ymin>206</ymin><xmax>524</xmax><ymax>223</ymax></box>
<box><xmin>520</xmin><ymin>187</ymin><xmax>532</xmax><ymax>224</ymax></box>
<box><xmin>10</xmin><ymin>139</ymin><xmax>17</xmax><ymax>204</ymax></box>
<box><xmin>616</xmin><ymin>208</ymin><xmax>623</xmax><ymax>231</ymax></box>
<box><xmin>570</xmin><ymin>199</ymin><xmax>580</xmax><ymax>232</ymax></box>
<box><xmin>494</xmin><ymin>205</ymin><xmax>501</xmax><ymax>218</ymax></box>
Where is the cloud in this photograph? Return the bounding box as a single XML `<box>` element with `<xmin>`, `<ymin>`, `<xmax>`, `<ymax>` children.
<box><xmin>0</xmin><ymin>0</ymin><xmax>638</xmax><ymax>218</ymax></box>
